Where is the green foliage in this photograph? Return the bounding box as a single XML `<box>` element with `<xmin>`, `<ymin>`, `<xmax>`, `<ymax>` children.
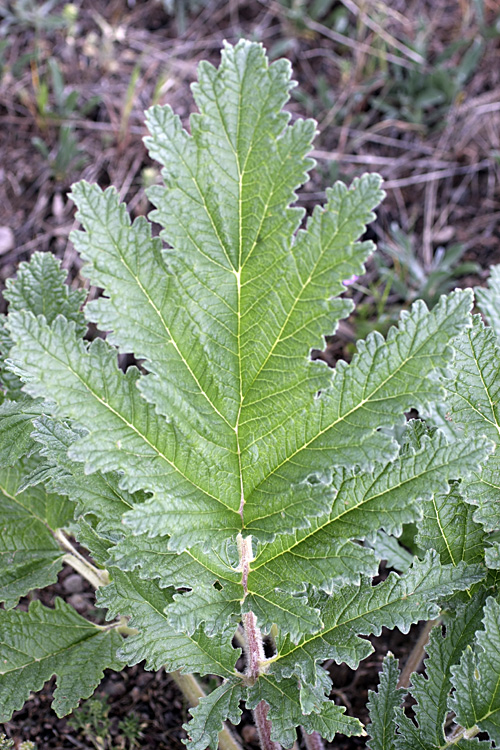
<box><xmin>185</xmin><ymin>682</ymin><xmax>244</xmax><ymax>750</ymax></box>
<box><xmin>0</xmin><ymin>460</ymin><xmax>69</xmax><ymax>608</ymax></box>
<box><xmin>450</xmin><ymin>597</ymin><xmax>500</xmax><ymax>743</ymax></box>
<box><xmin>475</xmin><ymin>264</ymin><xmax>500</xmax><ymax>344</ymax></box>
<box><xmin>378</xmin><ymin>226</ymin><xmax>480</xmax><ymax>308</ymax></box>
<box><xmin>444</xmin><ymin>316</ymin><xmax>500</xmax><ymax>532</ymax></box>
<box><xmin>0</xmin><ymin>0</ymin><xmax>72</xmax><ymax>36</ymax></box>
<box><xmin>1</xmin><ymin>41</ymin><xmax>500</xmax><ymax>750</ymax></box>
<box><xmin>366</xmin><ymin>654</ymin><xmax>402</xmax><ymax>750</ymax></box>
<box><xmin>0</xmin><ymin>598</ymin><xmax>124</xmax><ymax>721</ymax></box>
<box><xmin>370</xmin><ymin>36</ymin><xmax>485</xmax><ymax>130</ymax></box>
<box><xmin>26</xmin><ymin>57</ymin><xmax>98</xmax><ymax>181</ymax></box>
<box><xmin>67</xmin><ymin>695</ymin><xmax>113</xmax><ymax>749</ymax></box>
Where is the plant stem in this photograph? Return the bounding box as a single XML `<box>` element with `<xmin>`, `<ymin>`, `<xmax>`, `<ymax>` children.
<box><xmin>239</xmin><ymin>532</ymin><xmax>282</xmax><ymax>750</ymax></box>
<box><xmin>398</xmin><ymin>618</ymin><xmax>438</xmax><ymax>689</ymax></box>
<box><xmin>171</xmin><ymin>670</ymin><xmax>206</xmax><ymax>705</ymax></box>
<box><xmin>243</xmin><ymin>611</ymin><xmax>265</xmax><ymax>679</ymax></box>
<box><xmin>302</xmin><ymin>729</ymin><xmax>325</xmax><ymax>750</ymax></box>
<box><xmin>55</xmin><ymin>529</ymin><xmax>110</xmax><ymax>588</ymax></box>
<box><xmin>170</xmin><ymin>672</ymin><xmax>243</xmax><ymax>750</ymax></box>
<box><xmin>444</xmin><ymin>724</ymin><xmax>479</xmax><ymax>746</ymax></box>
<box><xmin>253</xmin><ymin>700</ymin><xmax>281</xmax><ymax>750</ymax></box>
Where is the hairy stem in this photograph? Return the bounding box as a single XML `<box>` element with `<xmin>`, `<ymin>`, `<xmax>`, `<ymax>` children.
<box><xmin>55</xmin><ymin>529</ymin><xmax>109</xmax><ymax>588</ymax></box>
<box><xmin>254</xmin><ymin>700</ymin><xmax>281</xmax><ymax>750</ymax></box>
<box><xmin>239</xmin><ymin>534</ymin><xmax>282</xmax><ymax>750</ymax></box>
<box><xmin>302</xmin><ymin>729</ymin><xmax>325</xmax><ymax>750</ymax></box>
<box><xmin>170</xmin><ymin>672</ymin><xmax>243</xmax><ymax>750</ymax></box>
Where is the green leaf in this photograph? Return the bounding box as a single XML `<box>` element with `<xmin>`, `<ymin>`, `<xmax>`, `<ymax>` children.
<box><xmin>69</xmin><ymin>518</ymin><xmax>113</xmax><ymax>566</ymax></box>
<box><xmin>97</xmin><ymin>570</ymin><xmax>240</xmax><ymax>678</ymax></box>
<box><xmin>445</xmin><ymin>316</ymin><xmax>500</xmax><ymax>532</ymax></box>
<box><xmin>0</xmin><ymin>252</ymin><xmax>86</xmax><ymax>400</ymax></box>
<box><xmin>184</xmin><ymin>681</ymin><xmax>244</xmax><ymax>750</ymax></box>
<box><xmin>450</xmin><ymin>597</ymin><xmax>500</xmax><ymax>744</ymax></box>
<box><xmin>416</xmin><ymin>486</ymin><xmax>486</xmax><ymax>566</ymax></box>
<box><xmin>0</xmin><ymin>397</ymin><xmax>45</xmax><ymax>467</ymax></box>
<box><xmin>395</xmin><ymin>591</ymin><xmax>488</xmax><ymax>750</ymax></box>
<box><xmin>6</xmin><ymin>43</ymin><xmax>474</xmax><ymax>556</ymax></box>
<box><xmin>167</xmin><ymin>582</ymin><xmax>244</xmax><ymax>638</ymax></box>
<box><xmin>0</xmin><ymin>41</ymin><xmax>489</xmax><ymax>742</ymax></box>
<box><xmin>0</xmin><ymin>319</ymin><xmax>23</xmax><ymax>400</ymax></box>
<box><xmin>367</xmin><ymin>653</ymin><xmax>403</xmax><ymax>750</ymax></box>
<box><xmin>369</xmin><ymin>532</ymin><xmax>414</xmax><ymax>572</ymax></box>
<box><xmin>0</xmin><ymin>598</ymin><xmax>124</xmax><ymax>721</ymax></box>
<box><xmin>268</xmin><ymin>553</ymin><xmax>484</xmax><ymax>685</ymax></box>
<box><xmin>27</xmin><ymin>416</ymin><xmax>140</xmax><ymax>536</ymax></box>
<box><xmin>445</xmin><ymin>317</ymin><xmax>500</xmax><ymax>444</ymax></box>
<box><xmin>0</xmin><ymin>461</ymin><xmax>72</xmax><ymax>607</ymax></box>
<box><xmin>247</xmin><ymin>673</ymin><xmax>363</xmax><ymax>749</ymax></box>
<box><xmin>485</xmin><ymin>541</ymin><xmax>500</xmax><ymax>569</ymax></box>
<box><xmin>4</xmin><ymin>251</ymin><xmax>86</xmax><ymax>335</ymax></box>
<box><xmin>245</xmin><ymin>430</ymin><xmax>490</xmax><ymax>638</ymax></box>
<box><xmin>476</xmin><ymin>264</ymin><xmax>500</xmax><ymax>343</ymax></box>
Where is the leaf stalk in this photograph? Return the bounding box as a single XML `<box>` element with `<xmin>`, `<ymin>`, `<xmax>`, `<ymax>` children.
<box><xmin>55</xmin><ymin>529</ymin><xmax>110</xmax><ymax>588</ymax></box>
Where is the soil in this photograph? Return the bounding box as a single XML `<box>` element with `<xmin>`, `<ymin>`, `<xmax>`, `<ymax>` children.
<box><xmin>1</xmin><ymin>0</ymin><xmax>499</xmax><ymax>748</ymax></box>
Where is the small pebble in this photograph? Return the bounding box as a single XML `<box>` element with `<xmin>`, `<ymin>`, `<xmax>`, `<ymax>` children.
<box><xmin>67</xmin><ymin>593</ymin><xmax>87</xmax><ymax>612</ymax></box>
<box><xmin>63</xmin><ymin>573</ymin><xmax>84</xmax><ymax>593</ymax></box>
<box><xmin>0</xmin><ymin>227</ymin><xmax>14</xmax><ymax>255</ymax></box>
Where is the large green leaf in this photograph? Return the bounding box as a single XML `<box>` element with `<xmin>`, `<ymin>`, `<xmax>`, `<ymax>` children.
<box><xmin>1</xmin><ymin>40</ymin><xmax>489</xmax><ymax>743</ymax></box>
<box><xmin>0</xmin><ymin>598</ymin><xmax>124</xmax><ymax>720</ymax></box>
<box><xmin>7</xmin><ymin>43</ymin><xmax>474</xmax><ymax>556</ymax></box>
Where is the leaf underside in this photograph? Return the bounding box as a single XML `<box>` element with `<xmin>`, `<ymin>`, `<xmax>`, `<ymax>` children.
<box><xmin>1</xmin><ymin>40</ymin><xmax>495</xmax><ymax>745</ymax></box>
